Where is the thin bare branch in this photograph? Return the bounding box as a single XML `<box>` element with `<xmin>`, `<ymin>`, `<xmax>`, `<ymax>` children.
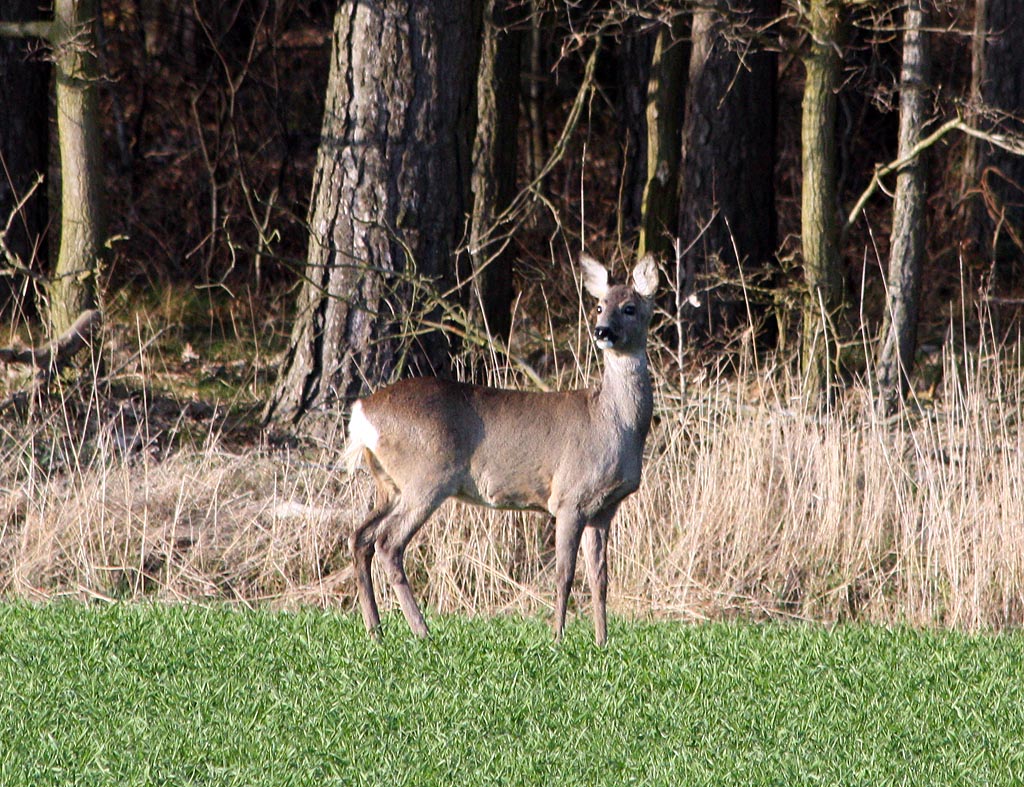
<box><xmin>843</xmin><ymin>116</ymin><xmax>1024</xmax><ymax>242</ymax></box>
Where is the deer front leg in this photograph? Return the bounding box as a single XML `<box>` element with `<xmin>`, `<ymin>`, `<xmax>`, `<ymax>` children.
<box><xmin>582</xmin><ymin>506</ymin><xmax>617</xmax><ymax>646</ymax></box>
<box><xmin>553</xmin><ymin>508</ymin><xmax>586</xmax><ymax>642</ymax></box>
<box><xmin>582</xmin><ymin>524</ymin><xmax>609</xmax><ymax>646</ymax></box>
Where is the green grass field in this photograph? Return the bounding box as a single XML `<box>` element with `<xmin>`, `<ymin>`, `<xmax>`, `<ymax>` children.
<box><xmin>2</xmin><ymin>603</ymin><xmax>1023</xmax><ymax>786</ymax></box>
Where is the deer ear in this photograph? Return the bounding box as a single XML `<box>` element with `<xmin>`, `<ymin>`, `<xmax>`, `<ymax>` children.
<box><xmin>580</xmin><ymin>254</ymin><xmax>609</xmax><ymax>299</ymax></box>
<box><xmin>632</xmin><ymin>253</ymin><xmax>659</xmax><ymax>297</ymax></box>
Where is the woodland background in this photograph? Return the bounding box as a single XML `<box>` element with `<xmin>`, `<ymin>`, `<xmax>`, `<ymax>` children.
<box><xmin>1</xmin><ymin>0</ymin><xmax>1023</xmax><ymax>628</ymax></box>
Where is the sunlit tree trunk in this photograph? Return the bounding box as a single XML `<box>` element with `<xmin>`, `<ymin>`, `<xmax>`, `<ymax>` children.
<box><xmin>799</xmin><ymin>0</ymin><xmax>844</xmax><ymax>401</ymax></box>
<box><xmin>877</xmin><ymin>0</ymin><xmax>931</xmax><ymax>414</ymax></box>
<box><xmin>0</xmin><ymin>0</ymin><xmax>103</xmax><ymax>334</ymax></box>
<box><xmin>639</xmin><ymin>14</ymin><xmax>688</xmax><ymax>259</ymax></box>
<box><xmin>49</xmin><ymin>0</ymin><xmax>105</xmax><ymax>336</ymax></box>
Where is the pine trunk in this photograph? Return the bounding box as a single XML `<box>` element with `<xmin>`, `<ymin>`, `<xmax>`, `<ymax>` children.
<box><xmin>469</xmin><ymin>0</ymin><xmax>521</xmax><ymax>343</ymax></box>
<box><xmin>615</xmin><ymin>23</ymin><xmax>653</xmax><ymax>245</ymax></box>
<box><xmin>961</xmin><ymin>0</ymin><xmax>1024</xmax><ymax>287</ymax></box>
<box><xmin>265</xmin><ymin>0</ymin><xmax>481</xmax><ymax>426</ymax></box>
<box><xmin>525</xmin><ymin>0</ymin><xmax>547</xmax><ymax>184</ymax></box>
<box><xmin>678</xmin><ymin>0</ymin><xmax>778</xmax><ymax>327</ymax></box>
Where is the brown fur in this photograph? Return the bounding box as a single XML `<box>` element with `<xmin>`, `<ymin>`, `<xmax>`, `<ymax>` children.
<box><xmin>347</xmin><ymin>254</ymin><xmax>659</xmax><ymax>644</ymax></box>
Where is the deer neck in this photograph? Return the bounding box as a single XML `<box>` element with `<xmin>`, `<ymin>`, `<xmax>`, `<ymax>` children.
<box><xmin>594</xmin><ymin>349</ymin><xmax>653</xmax><ymax>437</ymax></box>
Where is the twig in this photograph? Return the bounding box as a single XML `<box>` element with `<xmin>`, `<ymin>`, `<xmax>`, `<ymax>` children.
<box><xmin>418</xmin><ymin>318</ymin><xmax>551</xmax><ymax>392</ymax></box>
<box><xmin>492</xmin><ymin>37</ymin><xmax>602</xmax><ymax>230</ymax></box>
<box><xmin>842</xmin><ymin>117</ymin><xmax>1024</xmax><ymax>243</ymax></box>
<box><xmin>843</xmin><ymin>117</ymin><xmax>962</xmax><ymax>241</ymax></box>
<box><xmin>0</xmin><ymin>173</ymin><xmax>47</xmax><ymax>281</ymax></box>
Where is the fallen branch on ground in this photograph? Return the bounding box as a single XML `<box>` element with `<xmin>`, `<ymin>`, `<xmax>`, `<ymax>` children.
<box><xmin>0</xmin><ymin>309</ymin><xmax>102</xmax><ymax>413</ymax></box>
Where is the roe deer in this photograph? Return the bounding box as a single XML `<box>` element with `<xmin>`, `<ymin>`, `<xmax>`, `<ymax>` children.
<box><xmin>345</xmin><ymin>253</ymin><xmax>658</xmax><ymax>645</ymax></box>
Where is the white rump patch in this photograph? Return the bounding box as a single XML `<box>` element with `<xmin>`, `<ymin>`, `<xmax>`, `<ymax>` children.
<box><xmin>344</xmin><ymin>400</ymin><xmax>379</xmax><ymax>473</ymax></box>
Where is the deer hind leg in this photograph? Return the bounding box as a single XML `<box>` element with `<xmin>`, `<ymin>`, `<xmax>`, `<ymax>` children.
<box><xmin>552</xmin><ymin>508</ymin><xmax>586</xmax><ymax>642</ymax></box>
<box><xmin>350</xmin><ymin>499</ymin><xmax>395</xmax><ymax>637</ymax></box>
<box><xmin>374</xmin><ymin>492</ymin><xmax>445</xmax><ymax>638</ymax></box>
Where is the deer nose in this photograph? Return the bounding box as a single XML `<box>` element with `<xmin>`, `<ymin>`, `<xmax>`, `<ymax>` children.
<box><xmin>594</xmin><ymin>326</ymin><xmax>617</xmax><ymax>345</ymax></box>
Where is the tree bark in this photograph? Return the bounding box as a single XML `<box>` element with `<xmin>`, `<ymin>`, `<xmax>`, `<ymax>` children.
<box><xmin>0</xmin><ymin>0</ymin><xmax>50</xmax><ymax>316</ymax></box>
<box><xmin>639</xmin><ymin>13</ymin><xmax>688</xmax><ymax>259</ymax></box>
<box><xmin>877</xmin><ymin>0</ymin><xmax>931</xmax><ymax>414</ymax></box>
<box><xmin>961</xmin><ymin>0</ymin><xmax>1024</xmax><ymax>285</ymax></box>
<box><xmin>799</xmin><ymin>0</ymin><xmax>844</xmax><ymax>401</ymax></box>
<box><xmin>678</xmin><ymin>0</ymin><xmax>778</xmax><ymax>328</ymax></box>
<box><xmin>265</xmin><ymin>0</ymin><xmax>482</xmax><ymax>426</ymax></box>
<box><xmin>469</xmin><ymin>0</ymin><xmax>521</xmax><ymax>343</ymax></box>
<box><xmin>50</xmin><ymin>0</ymin><xmax>104</xmax><ymax>336</ymax></box>
<box><xmin>615</xmin><ymin>20</ymin><xmax>654</xmax><ymax>245</ymax></box>
<box><xmin>525</xmin><ymin>0</ymin><xmax>547</xmax><ymax>184</ymax></box>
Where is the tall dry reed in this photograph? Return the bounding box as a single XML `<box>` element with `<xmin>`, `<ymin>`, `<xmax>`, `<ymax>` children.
<box><xmin>2</xmin><ymin>319</ymin><xmax>1023</xmax><ymax>631</ymax></box>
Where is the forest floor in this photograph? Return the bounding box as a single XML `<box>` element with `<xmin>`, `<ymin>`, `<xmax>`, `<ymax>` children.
<box><xmin>2</xmin><ymin>284</ymin><xmax>284</xmax><ymax>451</ymax></box>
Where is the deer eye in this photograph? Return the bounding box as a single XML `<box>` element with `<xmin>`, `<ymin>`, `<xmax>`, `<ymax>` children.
<box><xmin>623</xmin><ymin>304</ymin><xmax>637</xmax><ymax>316</ymax></box>
<box><xmin>596</xmin><ymin>305</ymin><xmax>604</xmax><ymax>314</ymax></box>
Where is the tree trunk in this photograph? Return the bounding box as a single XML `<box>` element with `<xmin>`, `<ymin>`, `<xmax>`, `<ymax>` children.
<box><xmin>615</xmin><ymin>21</ymin><xmax>654</xmax><ymax>246</ymax></box>
<box><xmin>0</xmin><ymin>0</ymin><xmax>50</xmax><ymax>317</ymax></box>
<box><xmin>639</xmin><ymin>13</ymin><xmax>688</xmax><ymax>260</ymax></box>
<box><xmin>961</xmin><ymin>0</ymin><xmax>1024</xmax><ymax>287</ymax></box>
<box><xmin>678</xmin><ymin>0</ymin><xmax>778</xmax><ymax>329</ymax></box>
<box><xmin>50</xmin><ymin>0</ymin><xmax>104</xmax><ymax>336</ymax></box>
<box><xmin>960</xmin><ymin>0</ymin><xmax>986</xmax><ymax>257</ymax></box>
<box><xmin>799</xmin><ymin>0</ymin><xmax>844</xmax><ymax>401</ymax></box>
<box><xmin>265</xmin><ymin>0</ymin><xmax>482</xmax><ymax>426</ymax></box>
<box><xmin>525</xmin><ymin>0</ymin><xmax>547</xmax><ymax>184</ymax></box>
<box><xmin>877</xmin><ymin>0</ymin><xmax>931</xmax><ymax>414</ymax></box>
<box><xmin>469</xmin><ymin>0</ymin><xmax>522</xmax><ymax>343</ymax></box>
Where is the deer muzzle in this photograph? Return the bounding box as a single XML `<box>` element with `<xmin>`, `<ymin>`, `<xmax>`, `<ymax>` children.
<box><xmin>594</xmin><ymin>326</ymin><xmax>617</xmax><ymax>349</ymax></box>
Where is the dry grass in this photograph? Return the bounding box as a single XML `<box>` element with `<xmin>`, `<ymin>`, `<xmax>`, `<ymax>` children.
<box><xmin>639</xmin><ymin>348</ymin><xmax>1024</xmax><ymax>629</ymax></box>
<box><xmin>3</xmin><ymin>320</ymin><xmax>1024</xmax><ymax>632</ymax></box>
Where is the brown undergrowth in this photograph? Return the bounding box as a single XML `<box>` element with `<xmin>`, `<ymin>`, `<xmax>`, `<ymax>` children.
<box><xmin>2</xmin><ymin>309</ymin><xmax>1023</xmax><ymax>632</ymax></box>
